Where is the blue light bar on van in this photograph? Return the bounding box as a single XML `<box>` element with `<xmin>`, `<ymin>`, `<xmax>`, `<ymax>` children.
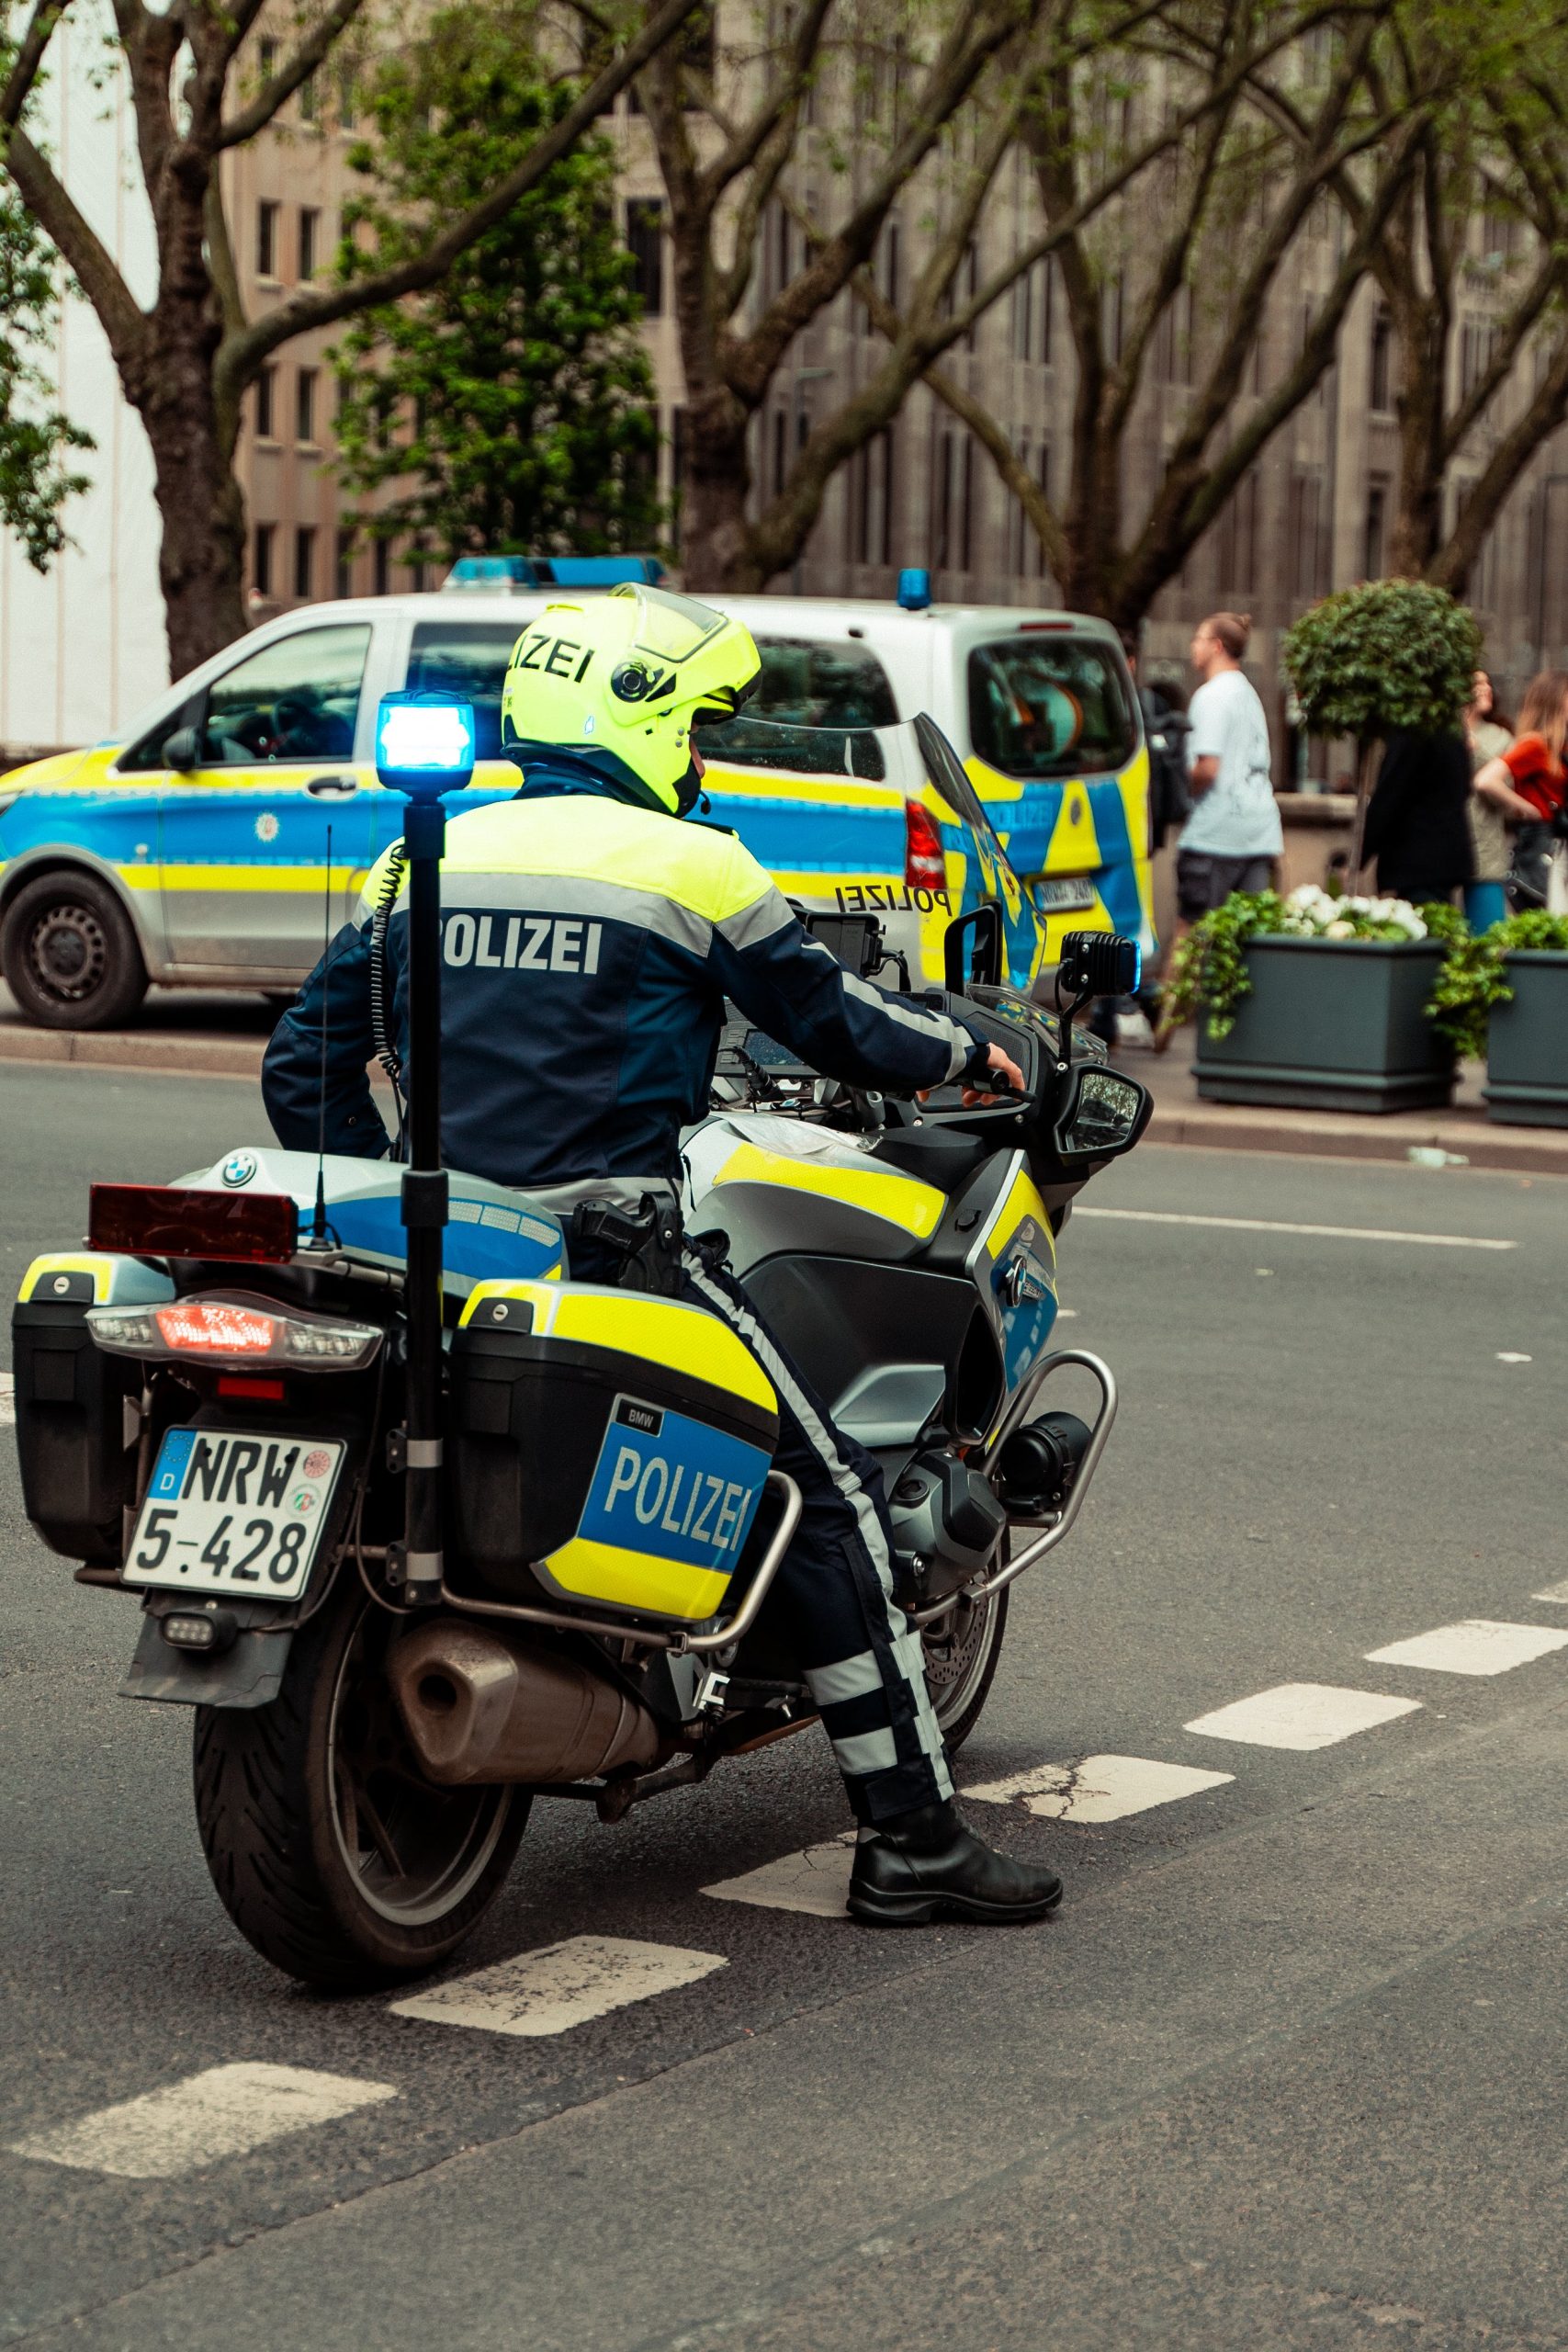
<box><xmin>442</xmin><ymin>554</ymin><xmax>665</xmax><ymax>593</ymax></box>
<box><xmin>897</xmin><ymin>568</ymin><xmax>932</xmax><ymax>611</ymax></box>
<box><xmin>375</xmin><ymin>692</ymin><xmax>477</xmax><ymax>787</ymax></box>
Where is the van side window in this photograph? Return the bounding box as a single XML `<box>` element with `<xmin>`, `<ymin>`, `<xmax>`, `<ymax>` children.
<box><xmin>204</xmin><ymin>626</ymin><xmax>371</xmax><ymax>764</ymax></box>
<box><xmin>748</xmin><ymin>638</ymin><xmax>898</xmax><ymax>729</ymax></box>
<box><xmin>406</xmin><ymin>621</ymin><xmax>520</xmax><ymax>761</ymax></box>
<box><xmin>968</xmin><ymin>638</ymin><xmax>1137</xmax><ymax>780</ymax></box>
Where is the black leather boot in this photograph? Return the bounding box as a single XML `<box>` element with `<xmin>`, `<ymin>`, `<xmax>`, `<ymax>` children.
<box><xmin>847</xmin><ymin>1800</ymin><xmax>1064</xmax><ymax>1926</ymax></box>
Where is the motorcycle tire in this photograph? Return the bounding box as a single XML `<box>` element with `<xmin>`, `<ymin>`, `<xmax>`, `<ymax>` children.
<box><xmin>1</xmin><ymin>869</ymin><xmax>148</xmax><ymax>1030</ymax></box>
<box><xmin>193</xmin><ymin>1576</ymin><xmax>528</xmax><ymax>1990</ymax></box>
<box><xmin>921</xmin><ymin>1568</ymin><xmax>1010</xmax><ymax>1756</ymax></box>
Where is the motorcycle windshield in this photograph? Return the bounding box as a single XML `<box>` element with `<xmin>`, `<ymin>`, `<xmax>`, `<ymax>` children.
<box><xmin>694</xmin><ymin>710</ymin><xmax>891</xmax><ymax>782</ymax></box>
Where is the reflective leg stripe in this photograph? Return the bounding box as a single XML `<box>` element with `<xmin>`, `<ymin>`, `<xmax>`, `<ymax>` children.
<box><xmin>682</xmin><ymin>1249</ymin><xmax>953</xmax><ymax>1807</ymax></box>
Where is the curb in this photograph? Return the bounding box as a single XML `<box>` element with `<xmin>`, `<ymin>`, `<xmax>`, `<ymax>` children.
<box><xmin>0</xmin><ymin>1028</ymin><xmax>263</xmax><ymax>1079</ymax></box>
<box><xmin>1145</xmin><ymin>1102</ymin><xmax>1568</xmax><ymax>1179</ymax></box>
<box><xmin>3</xmin><ymin>1024</ymin><xmax>1566</xmax><ymax>1178</ymax></box>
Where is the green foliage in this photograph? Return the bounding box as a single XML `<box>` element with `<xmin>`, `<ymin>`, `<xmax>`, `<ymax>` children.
<box><xmin>1165</xmin><ymin>887</ymin><xmax>1450</xmax><ymax>1038</ymax></box>
<box><xmin>1280</xmin><ymin>582</ymin><xmax>1483</xmax><ymax>742</ymax></box>
<box><xmin>331</xmin><ymin>8</ymin><xmax>660</xmax><ymax>563</ymax></box>
<box><xmin>0</xmin><ymin>185</ymin><xmax>93</xmax><ymax>570</ymax></box>
<box><xmin>1427</xmin><ymin>910</ymin><xmax>1568</xmax><ymax>1058</ymax></box>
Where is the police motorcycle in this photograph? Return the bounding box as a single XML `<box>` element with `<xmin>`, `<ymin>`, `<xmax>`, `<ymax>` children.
<box><xmin>11</xmin><ymin>696</ymin><xmax>1152</xmax><ymax>1990</ymax></box>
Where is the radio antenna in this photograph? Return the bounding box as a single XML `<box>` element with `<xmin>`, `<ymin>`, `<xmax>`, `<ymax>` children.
<box><xmin>309</xmin><ymin>821</ymin><xmax>335</xmax><ymax>1250</ymax></box>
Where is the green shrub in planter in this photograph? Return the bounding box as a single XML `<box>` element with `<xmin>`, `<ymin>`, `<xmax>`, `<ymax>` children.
<box><xmin>1168</xmin><ymin>887</ymin><xmax>1459</xmax><ymax>1114</ymax></box>
<box><xmin>1428</xmin><ymin>911</ymin><xmax>1568</xmax><ymax>1126</ymax></box>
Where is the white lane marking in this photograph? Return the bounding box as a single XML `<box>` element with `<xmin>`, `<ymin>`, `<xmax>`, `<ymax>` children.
<box><xmin>964</xmin><ymin>1754</ymin><xmax>1234</xmax><ymax>1822</ymax></box>
<box><xmin>7</xmin><ymin>2063</ymin><xmax>397</xmax><ymax>2179</ymax></box>
<box><xmin>1185</xmin><ymin>1683</ymin><xmax>1421</xmax><ymax>1750</ymax></box>
<box><xmin>1365</xmin><ymin>1620</ymin><xmax>1568</xmax><ymax>1678</ymax></box>
<box><xmin>1496</xmin><ymin>1351</ymin><xmax>1532</xmax><ymax>1363</ymax></box>
<box><xmin>1073</xmin><ymin>1207</ymin><xmax>1515</xmax><ymax>1251</ymax></box>
<box><xmin>0</xmin><ymin>1372</ymin><xmax>13</xmax><ymax>1426</ymax></box>
<box><xmin>1533</xmin><ymin>1577</ymin><xmax>1568</xmax><ymax>1603</ymax></box>
<box><xmin>703</xmin><ymin>1834</ymin><xmax>856</xmax><ymax>1917</ymax></box>
<box><xmin>389</xmin><ymin>1935</ymin><xmax>727</xmax><ymax>2036</ymax></box>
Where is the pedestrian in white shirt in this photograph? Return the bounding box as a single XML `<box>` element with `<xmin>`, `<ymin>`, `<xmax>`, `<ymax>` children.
<box><xmin>1174</xmin><ymin>611</ymin><xmax>1281</xmax><ymax>935</ymax></box>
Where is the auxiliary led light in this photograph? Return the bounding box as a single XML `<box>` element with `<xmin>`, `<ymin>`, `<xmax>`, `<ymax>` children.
<box><xmin>375</xmin><ymin>693</ymin><xmax>478</xmax><ymax>781</ymax></box>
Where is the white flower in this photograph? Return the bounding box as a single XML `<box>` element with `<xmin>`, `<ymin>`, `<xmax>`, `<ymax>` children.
<box><xmin>1325</xmin><ymin>919</ymin><xmax>1355</xmax><ymax>937</ymax></box>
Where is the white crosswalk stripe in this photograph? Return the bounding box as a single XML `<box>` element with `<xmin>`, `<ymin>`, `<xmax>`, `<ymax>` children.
<box><xmin>703</xmin><ymin>1836</ymin><xmax>856</xmax><ymax>1917</ymax></box>
<box><xmin>7</xmin><ymin>2063</ymin><xmax>397</xmax><ymax>2178</ymax></box>
<box><xmin>1365</xmin><ymin>1620</ymin><xmax>1568</xmax><ymax>1677</ymax></box>
<box><xmin>964</xmin><ymin>1754</ymin><xmax>1234</xmax><ymax>1821</ymax></box>
<box><xmin>0</xmin><ymin>1372</ymin><xmax>14</xmax><ymax>1428</ymax></box>
<box><xmin>1185</xmin><ymin>1683</ymin><xmax>1422</xmax><ymax>1750</ymax></box>
<box><xmin>389</xmin><ymin>1935</ymin><xmax>727</xmax><ymax>2036</ymax></box>
<box><xmin>1532</xmin><ymin>1577</ymin><xmax>1568</xmax><ymax>1604</ymax></box>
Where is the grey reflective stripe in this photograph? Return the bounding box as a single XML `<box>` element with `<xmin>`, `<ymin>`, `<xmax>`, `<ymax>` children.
<box><xmin>385</xmin><ymin>871</ymin><xmax>713</xmax><ymax>956</ymax></box>
<box><xmin>716</xmin><ymin>887</ymin><xmax>795</xmax><ymax>953</ymax></box>
<box><xmin>840</xmin><ymin>970</ymin><xmax>973</xmax><ymax>1080</ymax></box>
<box><xmin>682</xmin><ymin>1247</ymin><xmax>952</xmax><ymax>1798</ymax></box>
<box><xmin>831</xmin><ymin>1726</ymin><xmax>900</xmax><ymax>1777</ymax></box>
<box><xmin>806</xmin><ymin>1650</ymin><xmax>886</xmax><ymax>1707</ymax></box>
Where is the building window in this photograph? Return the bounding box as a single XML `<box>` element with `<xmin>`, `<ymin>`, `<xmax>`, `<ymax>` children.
<box><xmin>254</xmin><ymin>366</ymin><xmax>276</xmax><ymax>439</ymax></box>
<box><xmin>670</xmin><ymin>405</ymin><xmax>686</xmax><ymax>557</ymax></box>
<box><xmin>338</xmin><ymin>71</ymin><xmax>357</xmax><ymax>129</ymax></box>
<box><xmin>293</xmin><ymin>526</ymin><xmax>315</xmax><ymax>599</ymax></box>
<box><xmin>335</xmin><ymin>529</ymin><xmax>354</xmax><ymax>598</ymax></box>
<box><xmin>374</xmin><ymin>538</ymin><xmax>390</xmax><ymax>596</ymax></box>
<box><xmin>626</xmin><ymin>198</ymin><xmax>664</xmax><ymax>317</ymax></box>
<box><xmin>253</xmin><ymin>521</ymin><xmax>276</xmax><ymax>597</ymax></box>
<box><xmin>258</xmin><ymin>36</ymin><xmax>277</xmax><ymax>79</ymax></box>
<box><xmin>1363</xmin><ymin>479</ymin><xmax>1387</xmax><ymax>581</ymax></box>
<box><xmin>299</xmin><ymin>208</ymin><xmax>320</xmax><ymax>280</ymax></box>
<box><xmin>848</xmin><ymin>429</ymin><xmax>893</xmax><ymax>568</ymax></box>
<box><xmin>257</xmin><ymin>199</ymin><xmax>280</xmax><ymax>278</ymax></box>
<box><xmin>1216</xmin><ymin>469</ymin><xmax>1260</xmax><ymax>596</ymax></box>
<box><xmin>409</xmin><ymin>553</ymin><xmax>427</xmax><ymax>592</ymax></box>
<box><xmin>1013</xmin><ymin>255</ymin><xmax>1055</xmax><ymax>367</ymax></box>
<box><xmin>295</xmin><ymin>368</ymin><xmax>317</xmax><ymax>445</ymax></box>
<box><xmin>1369</xmin><ymin>304</ymin><xmax>1393</xmax><ymax>414</ymax></box>
<box><xmin>1289</xmin><ymin>469</ymin><xmax>1325</xmax><ymax>600</ymax></box>
<box><xmin>1102</xmin><ymin>274</ymin><xmax>1123</xmax><ymax>366</ymax></box>
<box><xmin>300</xmin><ymin>67</ymin><xmax>318</xmax><ymax>122</ymax></box>
<box><xmin>932</xmin><ymin>429</ymin><xmax>974</xmax><ymax>576</ymax></box>
<box><xmin>860</xmin><ymin>220</ymin><xmax>901</xmax><ymax>337</ymax></box>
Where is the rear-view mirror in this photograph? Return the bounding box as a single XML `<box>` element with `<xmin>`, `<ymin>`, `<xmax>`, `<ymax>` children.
<box><xmin>163</xmin><ymin>726</ymin><xmax>201</xmax><ymax>772</ymax></box>
<box><xmin>1055</xmin><ymin>1063</ymin><xmax>1151</xmax><ymax>1163</ymax></box>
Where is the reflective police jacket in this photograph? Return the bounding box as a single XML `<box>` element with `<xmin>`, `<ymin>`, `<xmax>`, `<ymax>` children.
<box><xmin>262</xmin><ymin>772</ymin><xmax>987</xmax><ymax>1195</ymax></box>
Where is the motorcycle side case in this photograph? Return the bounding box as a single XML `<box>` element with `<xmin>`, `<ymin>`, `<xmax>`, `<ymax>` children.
<box><xmin>11</xmin><ymin>1253</ymin><xmax>173</xmax><ymax>1565</ymax></box>
<box><xmin>450</xmin><ymin>1279</ymin><xmax>780</xmax><ymax>1627</ymax></box>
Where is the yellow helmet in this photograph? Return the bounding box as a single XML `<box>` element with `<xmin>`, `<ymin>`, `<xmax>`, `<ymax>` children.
<box><xmin>499</xmin><ymin>583</ymin><xmax>761</xmax><ymax>816</ymax></box>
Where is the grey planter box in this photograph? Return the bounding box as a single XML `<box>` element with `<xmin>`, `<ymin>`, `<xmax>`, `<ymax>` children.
<box><xmin>1483</xmin><ymin>949</ymin><xmax>1568</xmax><ymax>1126</ymax></box>
<box><xmin>1194</xmin><ymin>936</ymin><xmax>1456</xmax><ymax>1114</ymax></box>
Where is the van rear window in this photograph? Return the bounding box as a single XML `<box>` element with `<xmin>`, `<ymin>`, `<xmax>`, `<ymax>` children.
<box><xmin>968</xmin><ymin>638</ymin><xmax>1137</xmax><ymax>780</ymax></box>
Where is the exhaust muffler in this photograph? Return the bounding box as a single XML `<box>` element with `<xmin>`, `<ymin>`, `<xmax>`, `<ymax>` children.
<box><xmin>388</xmin><ymin>1619</ymin><xmax>664</xmax><ymax>1786</ymax></box>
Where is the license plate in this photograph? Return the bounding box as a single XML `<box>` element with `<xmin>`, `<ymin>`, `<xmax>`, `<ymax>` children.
<box><xmin>124</xmin><ymin>1429</ymin><xmax>345</xmax><ymax>1600</ymax></box>
<box><xmin>1035</xmin><ymin>878</ymin><xmax>1098</xmax><ymax>912</ymax></box>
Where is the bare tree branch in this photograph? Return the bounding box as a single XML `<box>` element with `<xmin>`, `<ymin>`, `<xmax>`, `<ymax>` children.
<box><xmin>0</xmin><ymin>0</ymin><xmax>69</xmax><ymax>127</ymax></box>
<box><xmin>218</xmin><ymin>0</ymin><xmax>370</xmax><ymax>150</ymax></box>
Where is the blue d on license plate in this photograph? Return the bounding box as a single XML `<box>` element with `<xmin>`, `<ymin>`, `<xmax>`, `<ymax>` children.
<box><xmin>124</xmin><ymin>1429</ymin><xmax>344</xmax><ymax>1600</ymax></box>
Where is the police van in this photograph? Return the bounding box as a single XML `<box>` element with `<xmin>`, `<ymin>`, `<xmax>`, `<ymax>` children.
<box><xmin>0</xmin><ymin>560</ymin><xmax>1143</xmax><ymax>1028</ymax></box>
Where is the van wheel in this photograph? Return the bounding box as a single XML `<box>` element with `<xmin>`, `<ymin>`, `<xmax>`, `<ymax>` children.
<box><xmin>1</xmin><ymin>871</ymin><xmax>148</xmax><ymax>1028</ymax></box>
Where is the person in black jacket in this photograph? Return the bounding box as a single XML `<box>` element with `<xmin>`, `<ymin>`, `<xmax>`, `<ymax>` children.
<box><xmin>1360</xmin><ymin>730</ymin><xmax>1474</xmax><ymax>903</ymax></box>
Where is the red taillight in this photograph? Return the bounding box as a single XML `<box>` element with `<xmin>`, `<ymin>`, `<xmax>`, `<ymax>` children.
<box><xmin>905</xmin><ymin>799</ymin><xmax>948</xmax><ymax>891</ymax></box>
<box><xmin>157</xmin><ymin>1301</ymin><xmax>276</xmax><ymax>1354</ymax></box>
<box><xmin>89</xmin><ymin>1183</ymin><xmax>298</xmax><ymax>1264</ymax></box>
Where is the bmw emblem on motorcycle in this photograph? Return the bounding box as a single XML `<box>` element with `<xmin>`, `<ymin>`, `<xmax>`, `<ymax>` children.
<box><xmin>220</xmin><ymin>1150</ymin><xmax>258</xmax><ymax>1188</ymax></box>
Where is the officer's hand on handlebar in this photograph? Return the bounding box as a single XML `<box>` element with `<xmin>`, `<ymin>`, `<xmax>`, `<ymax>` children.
<box><xmin>919</xmin><ymin>1043</ymin><xmax>1027</xmax><ymax>1109</ymax></box>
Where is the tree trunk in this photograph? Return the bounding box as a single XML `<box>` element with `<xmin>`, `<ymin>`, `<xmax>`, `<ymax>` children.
<box><xmin>1386</xmin><ymin>301</ymin><xmax>1448</xmax><ymax>579</ymax></box>
<box><xmin>677</xmin><ymin>381</ymin><xmax>764</xmax><ymax>592</ymax></box>
<box><xmin>125</xmin><ymin>274</ymin><xmax>248</xmax><ymax>673</ymax></box>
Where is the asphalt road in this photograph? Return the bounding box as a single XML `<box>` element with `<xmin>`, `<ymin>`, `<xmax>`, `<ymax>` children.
<box><xmin>3</xmin><ymin>1064</ymin><xmax>1567</xmax><ymax>2349</ymax></box>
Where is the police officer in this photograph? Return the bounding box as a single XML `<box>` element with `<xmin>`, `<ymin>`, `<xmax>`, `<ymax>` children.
<box><xmin>264</xmin><ymin>583</ymin><xmax>1062</xmax><ymax>1925</ymax></box>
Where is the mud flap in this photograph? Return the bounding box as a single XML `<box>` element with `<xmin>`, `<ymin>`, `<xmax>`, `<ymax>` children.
<box><xmin>119</xmin><ymin>1608</ymin><xmax>294</xmax><ymax>1708</ymax></box>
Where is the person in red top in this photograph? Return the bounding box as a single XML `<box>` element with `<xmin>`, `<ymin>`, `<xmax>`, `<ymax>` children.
<box><xmin>1474</xmin><ymin>670</ymin><xmax>1568</xmax><ymax>908</ymax></box>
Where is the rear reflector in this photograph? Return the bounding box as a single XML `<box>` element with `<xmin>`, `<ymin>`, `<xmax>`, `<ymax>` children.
<box><xmin>89</xmin><ymin>1184</ymin><xmax>298</xmax><ymax>1264</ymax></box>
<box><xmin>904</xmin><ymin>799</ymin><xmax>948</xmax><ymax>892</ymax></box>
<box><xmin>218</xmin><ymin>1374</ymin><xmax>288</xmax><ymax>1401</ymax></box>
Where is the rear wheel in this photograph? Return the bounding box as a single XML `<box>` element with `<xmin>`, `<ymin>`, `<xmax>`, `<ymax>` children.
<box><xmin>193</xmin><ymin>1577</ymin><xmax>527</xmax><ymax>1990</ymax></box>
<box><xmin>921</xmin><ymin>1565</ymin><xmax>1010</xmax><ymax>1755</ymax></box>
<box><xmin>1</xmin><ymin>869</ymin><xmax>148</xmax><ymax>1028</ymax></box>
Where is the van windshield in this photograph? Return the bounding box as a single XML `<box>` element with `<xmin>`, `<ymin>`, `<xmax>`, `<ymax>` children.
<box><xmin>968</xmin><ymin>636</ymin><xmax>1137</xmax><ymax>780</ymax></box>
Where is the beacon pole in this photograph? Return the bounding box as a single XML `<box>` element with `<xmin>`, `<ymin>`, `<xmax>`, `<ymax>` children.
<box><xmin>373</xmin><ymin>692</ymin><xmax>477</xmax><ymax>1605</ymax></box>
